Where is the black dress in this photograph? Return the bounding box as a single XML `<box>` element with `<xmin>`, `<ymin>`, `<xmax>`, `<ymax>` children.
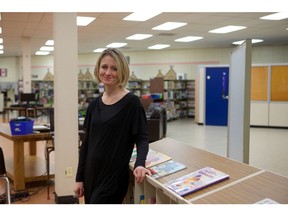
<box><xmin>76</xmin><ymin>92</ymin><xmax>149</xmax><ymax>204</ymax></box>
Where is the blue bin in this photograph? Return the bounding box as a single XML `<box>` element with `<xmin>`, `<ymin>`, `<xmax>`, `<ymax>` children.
<box><xmin>9</xmin><ymin>119</ymin><xmax>34</xmax><ymax>135</ymax></box>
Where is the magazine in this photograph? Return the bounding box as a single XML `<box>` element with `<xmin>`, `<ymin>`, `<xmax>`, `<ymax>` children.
<box><xmin>149</xmin><ymin>160</ymin><xmax>187</xmax><ymax>179</ymax></box>
<box><xmin>130</xmin><ymin>149</ymin><xmax>171</xmax><ymax>168</ymax></box>
<box><xmin>164</xmin><ymin>167</ymin><xmax>229</xmax><ymax>196</ymax></box>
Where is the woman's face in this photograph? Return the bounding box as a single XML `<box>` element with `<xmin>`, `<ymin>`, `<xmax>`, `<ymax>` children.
<box><xmin>99</xmin><ymin>55</ymin><xmax>118</xmax><ymax>86</ymax></box>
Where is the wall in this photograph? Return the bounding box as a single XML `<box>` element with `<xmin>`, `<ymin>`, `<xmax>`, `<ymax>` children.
<box><xmin>0</xmin><ymin>45</ymin><xmax>287</xmax><ymax>83</ymax></box>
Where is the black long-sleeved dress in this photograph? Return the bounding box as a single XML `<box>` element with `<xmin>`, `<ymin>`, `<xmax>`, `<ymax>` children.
<box><xmin>76</xmin><ymin>92</ymin><xmax>149</xmax><ymax>204</ymax></box>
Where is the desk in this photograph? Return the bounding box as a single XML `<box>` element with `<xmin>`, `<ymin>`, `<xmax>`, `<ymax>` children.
<box><xmin>0</xmin><ymin>123</ymin><xmax>52</xmax><ymax>190</ymax></box>
<box><xmin>130</xmin><ymin>138</ymin><xmax>288</xmax><ymax>204</ymax></box>
<box><xmin>2</xmin><ymin>106</ymin><xmax>53</xmax><ymax>122</ymax></box>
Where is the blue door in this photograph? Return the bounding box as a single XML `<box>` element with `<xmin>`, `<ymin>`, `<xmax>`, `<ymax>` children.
<box><xmin>205</xmin><ymin>67</ymin><xmax>229</xmax><ymax>126</ymax></box>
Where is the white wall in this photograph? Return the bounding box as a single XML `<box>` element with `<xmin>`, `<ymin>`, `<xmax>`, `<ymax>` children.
<box><xmin>0</xmin><ymin>45</ymin><xmax>287</xmax><ymax>83</ymax></box>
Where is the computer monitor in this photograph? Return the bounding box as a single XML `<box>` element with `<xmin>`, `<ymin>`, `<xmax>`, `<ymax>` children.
<box><xmin>20</xmin><ymin>93</ymin><xmax>36</xmax><ymax>105</ymax></box>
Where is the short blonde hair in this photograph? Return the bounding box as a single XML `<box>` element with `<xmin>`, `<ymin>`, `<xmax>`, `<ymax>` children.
<box><xmin>94</xmin><ymin>48</ymin><xmax>130</xmax><ymax>87</ymax></box>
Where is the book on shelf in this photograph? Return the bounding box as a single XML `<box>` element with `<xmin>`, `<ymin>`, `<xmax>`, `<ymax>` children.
<box><xmin>164</xmin><ymin>167</ymin><xmax>229</xmax><ymax>196</ymax></box>
<box><xmin>149</xmin><ymin>160</ymin><xmax>187</xmax><ymax>179</ymax></box>
<box><xmin>130</xmin><ymin>148</ymin><xmax>171</xmax><ymax>168</ymax></box>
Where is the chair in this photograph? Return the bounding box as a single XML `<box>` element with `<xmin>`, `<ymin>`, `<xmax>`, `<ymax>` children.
<box><xmin>0</xmin><ymin>147</ymin><xmax>11</xmax><ymax>204</ymax></box>
<box><xmin>45</xmin><ymin>108</ymin><xmax>55</xmax><ymax>200</ymax></box>
<box><xmin>44</xmin><ymin>108</ymin><xmax>85</xmax><ymax>199</ymax></box>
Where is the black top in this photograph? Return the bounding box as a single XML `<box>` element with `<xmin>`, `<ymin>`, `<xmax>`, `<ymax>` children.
<box><xmin>76</xmin><ymin>92</ymin><xmax>149</xmax><ymax>203</ymax></box>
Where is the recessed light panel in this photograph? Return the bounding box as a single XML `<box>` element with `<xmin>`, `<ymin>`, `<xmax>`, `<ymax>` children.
<box><xmin>40</xmin><ymin>46</ymin><xmax>54</xmax><ymax>51</ymax></box>
<box><xmin>123</xmin><ymin>12</ymin><xmax>161</xmax><ymax>21</ymax></box>
<box><xmin>232</xmin><ymin>39</ymin><xmax>263</xmax><ymax>45</ymax></box>
<box><xmin>148</xmin><ymin>44</ymin><xmax>170</xmax><ymax>50</ymax></box>
<box><xmin>45</xmin><ymin>40</ymin><xmax>54</xmax><ymax>46</ymax></box>
<box><xmin>175</xmin><ymin>36</ymin><xmax>203</xmax><ymax>42</ymax></box>
<box><xmin>152</xmin><ymin>22</ymin><xmax>187</xmax><ymax>31</ymax></box>
<box><xmin>93</xmin><ymin>48</ymin><xmax>106</xmax><ymax>53</ymax></box>
<box><xmin>209</xmin><ymin>25</ymin><xmax>246</xmax><ymax>34</ymax></box>
<box><xmin>106</xmin><ymin>43</ymin><xmax>127</xmax><ymax>48</ymax></box>
<box><xmin>0</xmin><ymin>50</ymin><xmax>3</xmax><ymax>54</ymax></box>
<box><xmin>260</xmin><ymin>12</ymin><xmax>288</xmax><ymax>20</ymax></box>
<box><xmin>77</xmin><ymin>16</ymin><xmax>96</xmax><ymax>26</ymax></box>
<box><xmin>126</xmin><ymin>34</ymin><xmax>153</xmax><ymax>40</ymax></box>
<box><xmin>0</xmin><ymin>45</ymin><xmax>3</xmax><ymax>49</ymax></box>
<box><xmin>35</xmin><ymin>51</ymin><xmax>50</xmax><ymax>55</ymax></box>
<box><xmin>0</xmin><ymin>38</ymin><xmax>3</xmax><ymax>43</ymax></box>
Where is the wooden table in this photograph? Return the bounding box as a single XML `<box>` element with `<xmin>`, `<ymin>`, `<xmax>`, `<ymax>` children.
<box><xmin>130</xmin><ymin>137</ymin><xmax>288</xmax><ymax>204</ymax></box>
<box><xmin>0</xmin><ymin>123</ymin><xmax>52</xmax><ymax>190</ymax></box>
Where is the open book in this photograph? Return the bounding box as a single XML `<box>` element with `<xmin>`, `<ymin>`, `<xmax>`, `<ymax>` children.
<box><xmin>149</xmin><ymin>160</ymin><xmax>187</xmax><ymax>179</ymax></box>
<box><xmin>130</xmin><ymin>149</ymin><xmax>171</xmax><ymax>168</ymax></box>
<box><xmin>164</xmin><ymin>167</ymin><xmax>229</xmax><ymax>196</ymax></box>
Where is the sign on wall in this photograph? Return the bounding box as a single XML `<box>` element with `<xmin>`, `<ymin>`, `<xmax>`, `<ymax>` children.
<box><xmin>0</xmin><ymin>68</ymin><xmax>7</xmax><ymax>77</ymax></box>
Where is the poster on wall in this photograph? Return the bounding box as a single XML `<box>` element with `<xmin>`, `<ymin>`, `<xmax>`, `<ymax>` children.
<box><xmin>0</xmin><ymin>68</ymin><xmax>7</xmax><ymax>77</ymax></box>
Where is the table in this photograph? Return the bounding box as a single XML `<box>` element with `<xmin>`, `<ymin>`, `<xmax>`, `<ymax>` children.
<box><xmin>0</xmin><ymin>123</ymin><xmax>52</xmax><ymax>190</ymax></box>
<box><xmin>129</xmin><ymin>137</ymin><xmax>288</xmax><ymax>204</ymax></box>
<box><xmin>2</xmin><ymin>106</ymin><xmax>53</xmax><ymax>122</ymax></box>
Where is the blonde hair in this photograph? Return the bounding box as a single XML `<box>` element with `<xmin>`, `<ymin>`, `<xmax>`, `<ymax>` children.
<box><xmin>94</xmin><ymin>48</ymin><xmax>130</xmax><ymax>87</ymax></box>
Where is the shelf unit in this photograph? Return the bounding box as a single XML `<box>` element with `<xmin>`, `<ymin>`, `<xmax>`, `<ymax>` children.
<box><xmin>78</xmin><ymin>69</ymin><xmax>99</xmax><ymax>106</ymax></box>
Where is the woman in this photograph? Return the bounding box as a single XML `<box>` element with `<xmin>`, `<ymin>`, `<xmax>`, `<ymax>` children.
<box><xmin>74</xmin><ymin>48</ymin><xmax>151</xmax><ymax>204</ymax></box>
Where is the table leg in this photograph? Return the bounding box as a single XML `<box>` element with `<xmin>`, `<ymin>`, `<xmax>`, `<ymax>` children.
<box><xmin>29</xmin><ymin>141</ymin><xmax>37</xmax><ymax>156</ymax></box>
<box><xmin>13</xmin><ymin>140</ymin><xmax>25</xmax><ymax>191</ymax></box>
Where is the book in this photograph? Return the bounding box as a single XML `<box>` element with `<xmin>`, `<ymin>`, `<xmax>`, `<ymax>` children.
<box><xmin>130</xmin><ymin>149</ymin><xmax>171</xmax><ymax>168</ymax></box>
<box><xmin>164</xmin><ymin>167</ymin><xmax>229</xmax><ymax>196</ymax></box>
<box><xmin>149</xmin><ymin>160</ymin><xmax>187</xmax><ymax>179</ymax></box>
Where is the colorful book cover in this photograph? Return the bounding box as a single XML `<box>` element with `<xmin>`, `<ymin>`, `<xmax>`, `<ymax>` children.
<box><xmin>164</xmin><ymin>167</ymin><xmax>229</xmax><ymax>196</ymax></box>
<box><xmin>130</xmin><ymin>149</ymin><xmax>171</xmax><ymax>168</ymax></box>
<box><xmin>149</xmin><ymin>160</ymin><xmax>187</xmax><ymax>179</ymax></box>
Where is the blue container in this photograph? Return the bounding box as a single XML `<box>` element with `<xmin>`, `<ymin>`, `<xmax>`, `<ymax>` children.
<box><xmin>9</xmin><ymin>119</ymin><xmax>34</xmax><ymax>135</ymax></box>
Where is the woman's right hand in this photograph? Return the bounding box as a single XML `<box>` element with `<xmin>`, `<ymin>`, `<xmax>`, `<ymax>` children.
<box><xmin>74</xmin><ymin>182</ymin><xmax>84</xmax><ymax>197</ymax></box>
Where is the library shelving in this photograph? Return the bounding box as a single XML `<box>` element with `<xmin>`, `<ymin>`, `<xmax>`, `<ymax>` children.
<box><xmin>78</xmin><ymin>69</ymin><xmax>99</xmax><ymax>105</ymax></box>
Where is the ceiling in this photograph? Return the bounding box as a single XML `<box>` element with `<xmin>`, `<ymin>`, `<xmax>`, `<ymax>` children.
<box><xmin>0</xmin><ymin>12</ymin><xmax>288</xmax><ymax>57</ymax></box>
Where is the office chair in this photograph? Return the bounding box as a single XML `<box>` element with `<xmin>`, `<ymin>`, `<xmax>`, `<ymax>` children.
<box><xmin>0</xmin><ymin>147</ymin><xmax>11</xmax><ymax>204</ymax></box>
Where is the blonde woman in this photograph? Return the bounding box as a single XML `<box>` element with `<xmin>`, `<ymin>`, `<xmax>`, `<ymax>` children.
<box><xmin>74</xmin><ymin>48</ymin><xmax>151</xmax><ymax>204</ymax></box>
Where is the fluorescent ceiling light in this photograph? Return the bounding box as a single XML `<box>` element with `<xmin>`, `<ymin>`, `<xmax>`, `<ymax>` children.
<box><xmin>93</xmin><ymin>48</ymin><xmax>106</xmax><ymax>53</ymax></box>
<box><xmin>106</xmin><ymin>43</ymin><xmax>127</xmax><ymax>48</ymax></box>
<box><xmin>232</xmin><ymin>39</ymin><xmax>264</xmax><ymax>45</ymax></box>
<box><xmin>77</xmin><ymin>16</ymin><xmax>96</xmax><ymax>26</ymax></box>
<box><xmin>126</xmin><ymin>34</ymin><xmax>153</xmax><ymax>40</ymax></box>
<box><xmin>0</xmin><ymin>45</ymin><xmax>3</xmax><ymax>49</ymax></box>
<box><xmin>0</xmin><ymin>27</ymin><xmax>2</xmax><ymax>34</ymax></box>
<box><xmin>45</xmin><ymin>40</ymin><xmax>54</xmax><ymax>46</ymax></box>
<box><xmin>40</xmin><ymin>46</ymin><xmax>54</xmax><ymax>51</ymax></box>
<box><xmin>0</xmin><ymin>38</ymin><xmax>3</xmax><ymax>43</ymax></box>
<box><xmin>152</xmin><ymin>22</ymin><xmax>187</xmax><ymax>31</ymax></box>
<box><xmin>0</xmin><ymin>50</ymin><xmax>3</xmax><ymax>54</ymax></box>
<box><xmin>175</xmin><ymin>36</ymin><xmax>203</xmax><ymax>42</ymax></box>
<box><xmin>148</xmin><ymin>44</ymin><xmax>170</xmax><ymax>50</ymax></box>
<box><xmin>123</xmin><ymin>12</ymin><xmax>161</xmax><ymax>21</ymax></box>
<box><xmin>209</xmin><ymin>25</ymin><xmax>246</xmax><ymax>33</ymax></box>
<box><xmin>35</xmin><ymin>51</ymin><xmax>50</xmax><ymax>55</ymax></box>
<box><xmin>260</xmin><ymin>12</ymin><xmax>288</xmax><ymax>20</ymax></box>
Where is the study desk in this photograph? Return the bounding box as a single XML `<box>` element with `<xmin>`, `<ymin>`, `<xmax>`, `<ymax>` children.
<box><xmin>131</xmin><ymin>137</ymin><xmax>288</xmax><ymax>204</ymax></box>
<box><xmin>0</xmin><ymin>123</ymin><xmax>52</xmax><ymax>190</ymax></box>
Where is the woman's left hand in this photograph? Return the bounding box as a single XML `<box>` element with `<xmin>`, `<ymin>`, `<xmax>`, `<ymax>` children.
<box><xmin>133</xmin><ymin>166</ymin><xmax>152</xmax><ymax>184</ymax></box>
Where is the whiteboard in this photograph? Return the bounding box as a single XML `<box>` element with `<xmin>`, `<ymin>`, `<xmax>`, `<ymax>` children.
<box><xmin>227</xmin><ymin>39</ymin><xmax>252</xmax><ymax>164</ymax></box>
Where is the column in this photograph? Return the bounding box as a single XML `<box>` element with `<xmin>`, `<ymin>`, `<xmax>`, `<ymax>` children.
<box><xmin>53</xmin><ymin>13</ymin><xmax>79</xmax><ymax>202</ymax></box>
<box><xmin>22</xmin><ymin>37</ymin><xmax>31</xmax><ymax>93</ymax></box>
